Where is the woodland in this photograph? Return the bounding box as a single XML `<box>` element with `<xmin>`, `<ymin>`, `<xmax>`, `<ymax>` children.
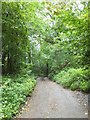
<box><xmin>1</xmin><ymin>1</ymin><xmax>90</xmax><ymax>119</ymax></box>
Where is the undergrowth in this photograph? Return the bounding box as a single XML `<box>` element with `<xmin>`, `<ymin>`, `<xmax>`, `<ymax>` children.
<box><xmin>1</xmin><ymin>75</ymin><xmax>36</xmax><ymax>119</ymax></box>
<box><xmin>53</xmin><ymin>68</ymin><xmax>90</xmax><ymax>93</ymax></box>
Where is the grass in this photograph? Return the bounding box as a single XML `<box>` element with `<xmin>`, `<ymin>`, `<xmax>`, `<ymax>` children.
<box><xmin>53</xmin><ymin>68</ymin><xmax>90</xmax><ymax>93</ymax></box>
<box><xmin>1</xmin><ymin>75</ymin><xmax>36</xmax><ymax>119</ymax></box>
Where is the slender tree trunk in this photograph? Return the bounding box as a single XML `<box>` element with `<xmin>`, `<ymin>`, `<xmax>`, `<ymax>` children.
<box><xmin>7</xmin><ymin>53</ymin><xmax>13</xmax><ymax>74</ymax></box>
<box><xmin>7</xmin><ymin>53</ymin><xmax>10</xmax><ymax>73</ymax></box>
<box><xmin>2</xmin><ymin>52</ymin><xmax>6</xmax><ymax>74</ymax></box>
<box><xmin>46</xmin><ymin>62</ymin><xmax>49</xmax><ymax>77</ymax></box>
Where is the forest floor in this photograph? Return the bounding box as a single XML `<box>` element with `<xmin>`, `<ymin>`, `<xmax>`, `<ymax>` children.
<box><xmin>16</xmin><ymin>77</ymin><xmax>88</xmax><ymax>118</ymax></box>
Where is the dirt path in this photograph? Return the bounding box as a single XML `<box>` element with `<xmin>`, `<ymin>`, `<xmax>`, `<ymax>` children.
<box><xmin>16</xmin><ymin>77</ymin><xmax>88</xmax><ymax>118</ymax></box>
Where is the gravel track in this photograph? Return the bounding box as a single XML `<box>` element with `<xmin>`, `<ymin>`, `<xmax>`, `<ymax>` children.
<box><xmin>16</xmin><ymin>77</ymin><xmax>88</xmax><ymax>118</ymax></box>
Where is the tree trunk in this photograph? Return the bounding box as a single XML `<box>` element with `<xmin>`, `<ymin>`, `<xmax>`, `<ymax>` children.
<box><xmin>7</xmin><ymin>53</ymin><xmax>13</xmax><ymax>74</ymax></box>
<box><xmin>46</xmin><ymin>62</ymin><xmax>49</xmax><ymax>77</ymax></box>
<box><xmin>2</xmin><ymin>52</ymin><xmax>6</xmax><ymax>74</ymax></box>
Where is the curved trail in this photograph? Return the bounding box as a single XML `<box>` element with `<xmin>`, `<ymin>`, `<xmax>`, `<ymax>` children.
<box><xmin>17</xmin><ymin>77</ymin><xmax>88</xmax><ymax>118</ymax></box>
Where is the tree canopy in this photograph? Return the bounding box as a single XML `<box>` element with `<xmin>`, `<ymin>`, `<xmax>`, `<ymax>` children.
<box><xmin>1</xmin><ymin>1</ymin><xmax>90</xmax><ymax>119</ymax></box>
<box><xmin>2</xmin><ymin>1</ymin><xmax>89</xmax><ymax>75</ymax></box>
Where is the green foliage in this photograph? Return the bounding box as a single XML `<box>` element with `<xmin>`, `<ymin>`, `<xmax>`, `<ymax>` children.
<box><xmin>70</xmin><ymin>82</ymin><xmax>80</xmax><ymax>91</ymax></box>
<box><xmin>53</xmin><ymin>68</ymin><xmax>90</xmax><ymax>92</ymax></box>
<box><xmin>2</xmin><ymin>2</ymin><xmax>44</xmax><ymax>74</ymax></box>
<box><xmin>2</xmin><ymin>1</ymin><xmax>89</xmax><ymax>76</ymax></box>
<box><xmin>1</xmin><ymin>2</ymin><xmax>90</xmax><ymax>119</ymax></box>
<box><xmin>80</xmin><ymin>80</ymin><xmax>90</xmax><ymax>92</ymax></box>
<box><xmin>2</xmin><ymin>76</ymin><xmax>36</xmax><ymax>119</ymax></box>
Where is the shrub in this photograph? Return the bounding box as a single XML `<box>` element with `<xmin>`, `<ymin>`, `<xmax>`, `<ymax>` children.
<box><xmin>2</xmin><ymin>76</ymin><xmax>36</xmax><ymax>119</ymax></box>
<box><xmin>53</xmin><ymin>68</ymin><xmax>90</xmax><ymax>92</ymax></box>
<box><xmin>80</xmin><ymin>80</ymin><xmax>90</xmax><ymax>92</ymax></box>
<box><xmin>70</xmin><ymin>81</ymin><xmax>80</xmax><ymax>91</ymax></box>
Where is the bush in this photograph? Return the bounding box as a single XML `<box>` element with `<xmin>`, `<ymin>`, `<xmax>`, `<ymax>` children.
<box><xmin>80</xmin><ymin>80</ymin><xmax>90</xmax><ymax>92</ymax></box>
<box><xmin>53</xmin><ymin>68</ymin><xmax>90</xmax><ymax>92</ymax></box>
<box><xmin>2</xmin><ymin>76</ymin><xmax>36</xmax><ymax>119</ymax></box>
<box><xmin>70</xmin><ymin>81</ymin><xmax>79</xmax><ymax>91</ymax></box>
